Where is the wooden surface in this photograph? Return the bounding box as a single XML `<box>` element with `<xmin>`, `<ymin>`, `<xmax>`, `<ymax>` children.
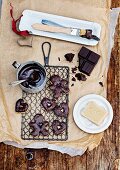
<box><xmin>0</xmin><ymin>1</ymin><xmax>120</xmax><ymax>170</ymax></box>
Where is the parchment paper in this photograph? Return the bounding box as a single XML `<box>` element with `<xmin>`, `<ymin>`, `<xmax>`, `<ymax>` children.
<box><xmin>0</xmin><ymin>0</ymin><xmax>119</xmax><ymax>156</ymax></box>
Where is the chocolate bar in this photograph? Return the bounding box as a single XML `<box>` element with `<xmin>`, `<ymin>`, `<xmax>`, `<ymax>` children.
<box><xmin>78</xmin><ymin>47</ymin><xmax>100</xmax><ymax>76</ymax></box>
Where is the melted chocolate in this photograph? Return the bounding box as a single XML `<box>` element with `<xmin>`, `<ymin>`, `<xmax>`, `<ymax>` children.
<box><xmin>18</xmin><ymin>63</ymin><xmax>46</xmax><ymax>88</ymax></box>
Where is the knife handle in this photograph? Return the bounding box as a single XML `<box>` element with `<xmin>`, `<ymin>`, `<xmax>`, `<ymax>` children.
<box><xmin>32</xmin><ymin>23</ymin><xmax>71</xmax><ymax>34</ymax></box>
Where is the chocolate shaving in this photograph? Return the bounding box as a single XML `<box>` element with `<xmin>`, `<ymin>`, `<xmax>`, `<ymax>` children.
<box><xmin>71</xmin><ymin>67</ymin><xmax>78</xmax><ymax>74</ymax></box>
<box><xmin>72</xmin><ymin>77</ymin><xmax>76</xmax><ymax>81</ymax></box>
<box><xmin>99</xmin><ymin>82</ymin><xmax>103</xmax><ymax>87</ymax></box>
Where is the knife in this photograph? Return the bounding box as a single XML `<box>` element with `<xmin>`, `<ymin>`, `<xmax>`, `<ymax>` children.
<box><xmin>31</xmin><ymin>20</ymin><xmax>100</xmax><ymax>41</ymax></box>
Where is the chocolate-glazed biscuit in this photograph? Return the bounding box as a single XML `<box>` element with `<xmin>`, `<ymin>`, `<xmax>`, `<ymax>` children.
<box><xmin>41</xmin><ymin>98</ymin><xmax>56</xmax><ymax>111</ymax></box>
<box><xmin>49</xmin><ymin>75</ymin><xmax>69</xmax><ymax>99</ymax></box>
<box><xmin>61</xmin><ymin>79</ymin><xmax>69</xmax><ymax>94</ymax></box>
<box><xmin>52</xmin><ymin>120</ymin><xmax>67</xmax><ymax>135</ymax></box>
<box><xmin>50</xmin><ymin>75</ymin><xmax>61</xmax><ymax>86</ymax></box>
<box><xmin>29</xmin><ymin>114</ymin><xmax>49</xmax><ymax>137</ymax></box>
<box><xmin>53</xmin><ymin>103</ymin><xmax>69</xmax><ymax>118</ymax></box>
<box><xmin>15</xmin><ymin>99</ymin><xmax>28</xmax><ymax>112</ymax></box>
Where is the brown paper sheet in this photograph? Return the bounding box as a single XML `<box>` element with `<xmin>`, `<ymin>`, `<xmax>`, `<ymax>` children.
<box><xmin>0</xmin><ymin>0</ymin><xmax>111</xmax><ymax>151</ymax></box>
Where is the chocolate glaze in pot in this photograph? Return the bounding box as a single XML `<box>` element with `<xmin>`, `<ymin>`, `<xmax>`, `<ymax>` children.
<box><xmin>18</xmin><ymin>63</ymin><xmax>46</xmax><ymax>88</ymax></box>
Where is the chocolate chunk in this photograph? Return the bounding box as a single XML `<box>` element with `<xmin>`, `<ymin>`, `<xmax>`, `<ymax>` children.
<box><xmin>15</xmin><ymin>99</ymin><xmax>28</xmax><ymax>112</ymax></box>
<box><xmin>85</xmin><ymin>30</ymin><xmax>93</xmax><ymax>39</ymax></box>
<box><xmin>41</xmin><ymin>98</ymin><xmax>56</xmax><ymax>111</ymax></box>
<box><xmin>64</xmin><ymin>53</ymin><xmax>75</xmax><ymax>62</ymax></box>
<box><xmin>72</xmin><ymin>77</ymin><xmax>76</xmax><ymax>81</ymax></box>
<box><xmin>29</xmin><ymin>114</ymin><xmax>49</xmax><ymax>137</ymax></box>
<box><xmin>52</xmin><ymin>120</ymin><xmax>67</xmax><ymax>135</ymax></box>
<box><xmin>75</xmin><ymin>73</ymin><xmax>87</xmax><ymax>81</ymax></box>
<box><xmin>71</xmin><ymin>84</ymin><xmax>74</xmax><ymax>87</ymax></box>
<box><xmin>99</xmin><ymin>82</ymin><xmax>103</xmax><ymax>87</ymax></box>
<box><xmin>71</xmin><ymin>66</ymin><xmax>78</xmax><ymax>74</ymax></box>
<box><xmin>53</xmin><ymin>103</ymin><xmax>69</xmax><ymax>118</ymax></box>
<box><xmin>78</xmin><ymin>47</ymin><xmax>100</xmax><ymax>76</ymax></box>
<box><xmin>80</xmin><ymin>62</ymin><xmax>94</xmax><ymax>76</ymax></box>
<box><xmin>58</xmin><ymin>57</ymin><xmax>60</xmax><ymax>61</ymax></box>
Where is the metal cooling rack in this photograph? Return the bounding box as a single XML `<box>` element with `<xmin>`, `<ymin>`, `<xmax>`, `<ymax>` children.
<box><xmin>21</xmin><ymin>66</ymin><xmax>69</xmax><ymax>141</ymax></box>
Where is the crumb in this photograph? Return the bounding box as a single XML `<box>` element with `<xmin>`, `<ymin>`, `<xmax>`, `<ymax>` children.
<box><xmin>99</xmin><ymin>82</ymin><xmax>103</xmax><ymax>87</ymax></box>
<box><xmin>71</xmin><ymin>66</ymin><xmax>78</xmax><ymax>74</ymax></box>
<box><xmin>58</xmin><ymin>57</ymin><xmax>60</xmax><ymax>61</ymax></box>
<box><xmin>64</xmin><ymin>53</ymin><xmax>75</xmax><ymax>62</ymax></box>
<box><xmin>72</xmin><ymin>77</ymin><xmax>76</xmax><ymax>81</ymax></box>
<box><xmin>75</xmin><ymin>73</ymin><xmax>87</xmax><ymax>81</ymax></box>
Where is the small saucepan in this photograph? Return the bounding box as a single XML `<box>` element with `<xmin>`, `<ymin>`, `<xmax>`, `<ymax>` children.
<box><xmin>12</xmin><ymin>42</ymin><xmax>51</xmax><ymax>93</ymax></box>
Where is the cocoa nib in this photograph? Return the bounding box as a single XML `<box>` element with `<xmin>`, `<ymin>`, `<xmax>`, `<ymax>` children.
<box><xmin>75</xmin><ymin>73</ymin><xmax>87</xmax><ymax>81</ymax></box>
<box><xmin>64</xmin><ymin>53</ymin><xmax>75</xmax><ymax>62</ymax></box>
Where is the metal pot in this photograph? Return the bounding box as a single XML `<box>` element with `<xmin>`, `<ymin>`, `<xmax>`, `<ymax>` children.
<box><xmin>12</xmin><ymin>42</ymin><xmax>51</xmax><ymax>93</ymax></box>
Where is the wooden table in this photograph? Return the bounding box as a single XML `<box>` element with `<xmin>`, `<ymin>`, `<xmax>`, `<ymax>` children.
<box><xmin>0</xmin><ymin>1</ymin><xmax>119</xmax><ymax>169</ymax></box>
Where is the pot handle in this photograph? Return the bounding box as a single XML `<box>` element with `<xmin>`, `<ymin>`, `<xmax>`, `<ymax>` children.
<box><xmin>12</xmin><ymin>61</ymin><xmax>21</xmax><ymax>69</ymax></box>
<box><xmin>42</xmin><ymin>42</ymin><xmax>51</xmax><ymax>66</ymax></box>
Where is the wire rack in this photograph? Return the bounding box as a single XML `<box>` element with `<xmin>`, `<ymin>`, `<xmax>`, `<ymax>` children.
<box><xmin>21</xmin><ymin>66</ymin><xmax>69</xmax><ymax>141</ymax></box>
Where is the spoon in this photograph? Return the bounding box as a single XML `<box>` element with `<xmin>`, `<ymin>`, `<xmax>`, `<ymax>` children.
<box><xmin>9</xmin><ymin>79</ymin><xmax>26</xmax><ymax>87</ymax></box>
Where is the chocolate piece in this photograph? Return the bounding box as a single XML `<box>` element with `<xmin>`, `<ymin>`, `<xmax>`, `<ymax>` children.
<box><xmin>99</xmin><ymin>82</ymin><xmax>103</xmax><ymax>87</ymax></box>
<box><xmin>75</xmin><ymin>73</ymin><xmax>87</xmax><ymax>81</ymax></box>
<box><xmin>41</xmin><ymin>98</ymin><xmax>56</xmax><ymax>111</ymax></box>
<box><xmin>72</xmin><ymin>77</ymin><xmax>76</xmax><ymax>81</ymax></box>
<box><xmin>78</xmin><ymin>47</ymin><xmax>100</xmax><ymax>76</ymax></box>
<box><xmin>53</xmin><ymin>103</ymin><xmax>69</xmax><ymax>118</ymax></box>
<box><xmin>71</xmin><ymin>84</ymin><xmax>74</xmax><ymax>87</ymax></box>
<box><xmin>85</xmin><ymin>30</ymin><xmax>92</xmax><ymax>39</ymax></box>
<box><xmin>15</xmin><ymin>99</ymin><xmax>28</xmax><ymax>112</ymax></box>
<box><xmin>71</xmin><ymin>67</ymin><xmax>77</xmax><ymax>74</ymax></box>
<box><xmin>58</xmin><ymin>57</ymin><xmax>60</xmax><ymax>61</ymax></box>
<box><xmin>29</xmin><ymin>114</ymin><xmax>49</xmax><ymax>137</ymax></box>
<box><xmin>52</xmin><ymin>120</ymin><xmax>67</xmax><ymax>135</ymax></box>
<box><xmin>64</xmin><ymin>53</ymin><xmax>75</xmax><ymax>62</ymax></box>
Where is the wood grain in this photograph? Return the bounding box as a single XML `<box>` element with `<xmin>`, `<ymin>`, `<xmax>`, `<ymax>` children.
<box><xmin>0</xmin><ymin>1</ymin><xmax>119</xmax><ymax>170</ymax></box>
